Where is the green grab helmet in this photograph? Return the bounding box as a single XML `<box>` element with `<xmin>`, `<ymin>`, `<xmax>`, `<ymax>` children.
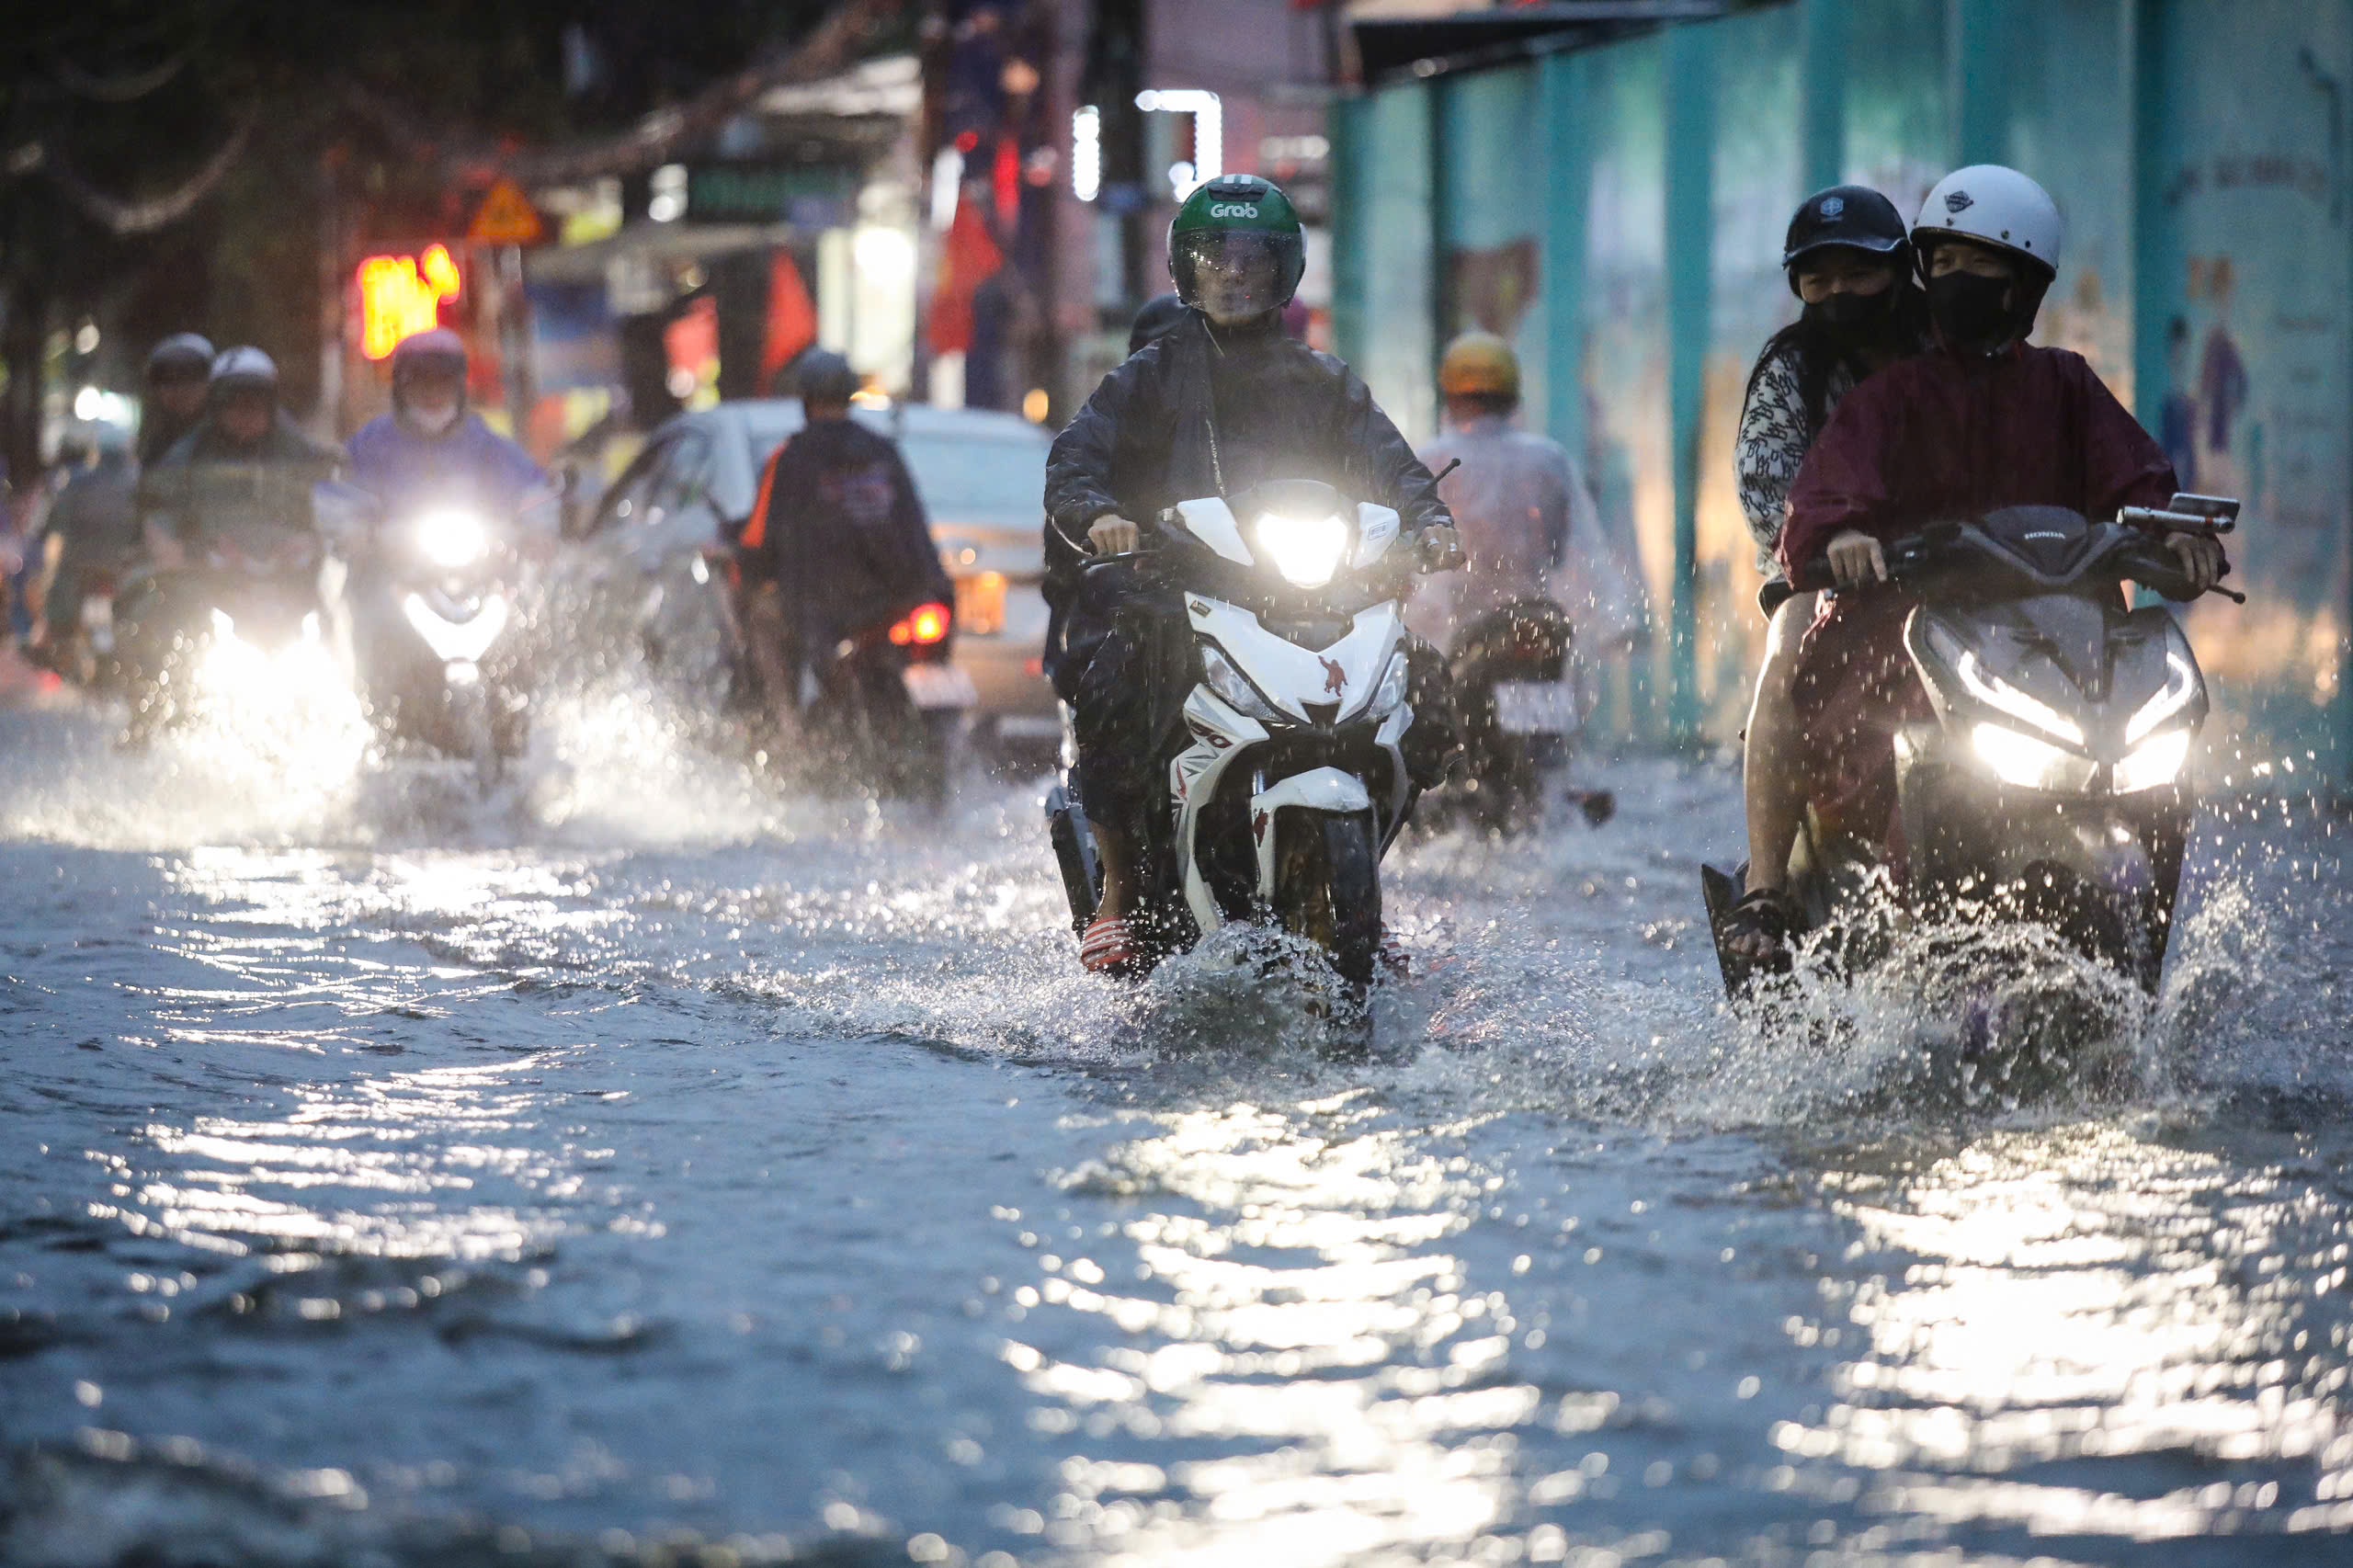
<box><xmin>1168</xmin><ymin>174</ymin><xmax>1305</xmax><ymax>321</ymax></box>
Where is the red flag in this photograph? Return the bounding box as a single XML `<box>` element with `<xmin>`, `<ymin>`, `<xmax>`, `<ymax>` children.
<box><xmin>665</xmin><ymin>295</ymin><xmax>718</xmax><ymax>383</ymax></box>
<box><xmin>761</xmin><ymin>250</ymin><xmax>818</xmax><ymax>385</ymax></box>
<box><xmin>927</xmin><ymin>195</ymin><xmax>1003</xmax><ymax>357</ymax></box>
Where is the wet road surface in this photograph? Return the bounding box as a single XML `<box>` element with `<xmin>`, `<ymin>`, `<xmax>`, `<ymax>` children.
<box><xmin>2</xmin><ymin>698</ymin><xmax>2350</xmax><ymax>1566</ymax></box>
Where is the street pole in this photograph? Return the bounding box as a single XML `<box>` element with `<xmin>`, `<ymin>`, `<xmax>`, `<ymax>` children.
<box><xmin>1665</xmin><ymin>24</ymin><xmax>1715</xmax><ymax>745</ymax></box>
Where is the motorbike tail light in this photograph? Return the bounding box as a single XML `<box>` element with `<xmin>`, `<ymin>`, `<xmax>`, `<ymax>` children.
<box><xmin>893</xmin><ymin>600</ymin><xmax>950</xmax><ymax>644</ymax></box>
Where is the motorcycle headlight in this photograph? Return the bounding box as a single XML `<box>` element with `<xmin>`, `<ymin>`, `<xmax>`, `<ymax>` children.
<box><xmin>1972</xmin><ymin>722</ymin><xmax>2078</xmax><ymax>790</ymax></box>
<box><xmin>2126</xmin><ymin>651</ymin><xmax>2199</xmax><ymax>744</ymax></box>
<box><xmin>1200</xmin><ymin>643</ymin><xmax>1281</xmax><ymax>723</ymax></box>
<box><xmin>1254</xmin><ymin>511</ymin><xmax>1351</xmax><ymax>588</ymax></box>
<box><xmin>415</xmin><ymin>508</ymin><xmax>490</xmax><ymax>570</ymax></box>
<box><xmin>2114</xmin><ymin>726</ymin><xmax>2192</xmax><ymax>793</ymax></box>
<box><xmin>1954</xmin><ymin>648</ymin><xmax>2083</xmax><ymax>745</ymax></box>
<box><xmin>1366</xmin><ymin>649</ymin><xmax>1411</xmax><ymax>719</ymax></box>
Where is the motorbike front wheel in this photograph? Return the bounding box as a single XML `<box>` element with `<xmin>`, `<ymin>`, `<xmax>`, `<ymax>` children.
<box><xmin>1270</xmin><ymin>810</ymin><xmax>1382</xmax><ymax>993</ymax></box>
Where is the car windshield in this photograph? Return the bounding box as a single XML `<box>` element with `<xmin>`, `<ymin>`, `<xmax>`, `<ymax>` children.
<box><xmin>900</xmin><ymin>436</ymin><xmax>1043</xmax><ymax>522</ymax></box>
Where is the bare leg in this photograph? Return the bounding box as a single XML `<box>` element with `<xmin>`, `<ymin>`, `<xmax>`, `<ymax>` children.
<box><xmin>1735</xmin><ymin>591</ymin><xmax>1817</xmax><ymax>949</ymax></box>
<box><xmin>1093</xmin><ymin>820</ymin><xmax>1137</xmax><ymax>924</ymax></box>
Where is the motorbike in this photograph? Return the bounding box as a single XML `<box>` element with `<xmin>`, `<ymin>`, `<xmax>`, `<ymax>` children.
<box><xmin>1046</xmin><ymin>480</ymin><xmax>1443</xmax><ymax>999</ymax></box>
<box><xmin>723</xmin><ymin>555</ymin><xmax>972</xmax><ymax>806</ymax></box>
<box><xmin>1701</xmin><ymin>494</ymin><xmax>2242</xmax><ymax>1001</ymax></box>
<box><xmin>347</xmin><ymin>491</ymin><xmax>539</xmax><ymax>792</ymax></box>
<box><xmin>1438</xmin><ymin>596</ymin><xmax>1613</xmax><ymax>833</ymax></box>
<box><xmin>116</xmin><ymin>522</ymin><xmax>338</xmax><ymax>740</ymax></box>
<box><xmin>801</xmin><ymin>597</ymin><xmax>972</xmax><ymax>807</ymax></box>
<box><xmin>40</xmin><ymin>562</ymin><xmax>128</xmax><ymax>692</ymax></box>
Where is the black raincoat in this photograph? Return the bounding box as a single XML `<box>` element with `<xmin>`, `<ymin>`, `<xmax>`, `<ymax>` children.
<box><xmin>1041</xmin><ymin>310</ymin><xmax>1457</xmax><ymax>828</ymax></box>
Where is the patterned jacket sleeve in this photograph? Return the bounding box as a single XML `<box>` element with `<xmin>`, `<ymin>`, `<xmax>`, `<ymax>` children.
<box><xmin>1733</xmin><ymin>343</ymin><xmax>1812</xmax><ymax>563</ymax></box>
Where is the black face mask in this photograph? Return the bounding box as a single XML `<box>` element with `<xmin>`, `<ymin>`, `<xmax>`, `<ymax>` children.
<box><xmin>1927</xmin><ymin>271</ymin><xmax>2016</xmax><ymax>351</ymax></box>
<box><xmin>1802</xmin><ymin>290</ymin><xmax>1894</xmax><ymax>344</ymax></box>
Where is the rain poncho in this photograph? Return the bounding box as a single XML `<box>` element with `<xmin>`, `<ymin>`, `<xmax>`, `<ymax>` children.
<box><xmin>1411</xmin><ymin>414</ymin><xmax>1635</xmax><ymax>652</ymax></box>
<box><xmin>346</xmin><ymin>413</ymin><xmax>547</xmax><ymax>522</ymax></box>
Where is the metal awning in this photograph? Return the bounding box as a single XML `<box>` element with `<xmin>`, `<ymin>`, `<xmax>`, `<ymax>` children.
<box><xmin>1350</xmin><ymin>1</ymin><xmax>1737</xmax><ymax>85</ymax></box>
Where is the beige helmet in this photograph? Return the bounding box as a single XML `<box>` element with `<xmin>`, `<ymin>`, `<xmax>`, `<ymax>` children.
<box><xmin>1438</xmin><ymin>332</ymin><xmax>1519</xmax><ymax>403</ymax></box>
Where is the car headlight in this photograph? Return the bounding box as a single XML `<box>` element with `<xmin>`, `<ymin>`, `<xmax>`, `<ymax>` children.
<box><xmin>1366</xmin><ymin>649</ymin><xmax>1410</xmax><ymax>719</ymax></box>
<box><xmin>1254</xmin><ymin>511</ymin><xmax>1351</xmax><ymax>588</ymax></box>
<box><xmin>415</xmin><ymin>507</ymin><xmax>490</xmax><ymax>570</ymax></box>
<box><xmin>2113</xmin><ymin>726</ymin><xmax>2192</xmax><ymax>792</ymax></box>
<box><xmin>1972</xmin><ymin>722</ymin><xmax>2079</xmax><ymax>790</ymax></box>
<box><xmin>1200</xmin><ymin>644</ymin><xmax>1281</xmax><ymax>723</ymax></box>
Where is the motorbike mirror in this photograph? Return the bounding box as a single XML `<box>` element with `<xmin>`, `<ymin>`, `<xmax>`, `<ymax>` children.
<box><xmin>2166</xmin><ymin>493</ymin><xmax>2240</xmax><ymax>533</ymax></box>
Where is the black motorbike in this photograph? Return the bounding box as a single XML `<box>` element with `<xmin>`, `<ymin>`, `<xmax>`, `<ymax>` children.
<box><xmin>732</xmin><ymin>575</ymin><xmax>970</xmax><ymax>807</ymax></box>
<box><xmin>1702</xmin><ymin>494</ymin><xmax>2242</xmax><ymax>999</ymax></box>
<box><xmin>1439</xmin><ymin>596</ymin><xmax>1613</xmax><ymax>832</ymax></box>
<box><xmin>118</xmin><ymin>460</ymin><xmax>345</xmax><ymax>738</ymax></box>
<box><xmin>116</xmin><ymin>525</ymin><xmax>334</xmax><ymax>740</ymax></box>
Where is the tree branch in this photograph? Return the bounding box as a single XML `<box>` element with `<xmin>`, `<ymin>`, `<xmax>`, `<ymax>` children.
<box><xmin>43</xmin><ymin>48</ymin><xmax>189</xmax><ymax>104</ymax></box>
<box><xmin>40</xmin><ymin>112</ymin><xmax>255</xmax><ymax>234</ymax></box>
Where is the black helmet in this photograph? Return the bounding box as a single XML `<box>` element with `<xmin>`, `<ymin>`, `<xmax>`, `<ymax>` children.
<box><xmin>794</xmin><ymin>349</ymin><xmax>860</xmax><ymax>407</ymax></box>
<box><xmin>1128</xmin><ymin>293</ymin><xmax>1189</xmax><ymax>356</ymax></box>
<box><xmin>1780</xmin><ymin>186</ymin><xmax>1910</xmax><ymax>297</ymax></box>
<box><xmin>145</xmin><ymin>333</ymin><xmax>215</xmax><ymax>383</ymax></box>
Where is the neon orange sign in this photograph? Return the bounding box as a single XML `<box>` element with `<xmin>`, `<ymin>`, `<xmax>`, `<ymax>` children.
<box><xmin>358</xmin><ymin>244</ymin><xmax>462</xmax><ymax>360</ymax></box>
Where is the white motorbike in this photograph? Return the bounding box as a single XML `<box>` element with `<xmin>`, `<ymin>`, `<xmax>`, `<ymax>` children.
<box><xmin>1047</xmin><ymin>479</ymin><xmax>1445</xmax><ymax>994</ymax></box>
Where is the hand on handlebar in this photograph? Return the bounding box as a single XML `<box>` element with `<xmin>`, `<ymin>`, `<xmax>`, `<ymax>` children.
<box><xmin>1086</xmin><ymin>513</ymin><xmax>1139</xmax><ymax>555</ymax></box>
<box><xmin>1825</xmin><ymin>529</ymin><xmax>1889</xmax><ymax>587</ymax></box>
<box><xmin>2162</xmin><ymin>530</ymin><xmax>2225</xmax><ymax>594</ymax></box>
<box><xmin>1417</xmin><ymin>524</ymin><xmax>1465</xmax><ymax>574</ymax></box>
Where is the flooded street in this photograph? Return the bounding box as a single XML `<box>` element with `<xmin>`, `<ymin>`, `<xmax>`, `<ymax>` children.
<box><xmin>3</xmin><ymin>704</ymin><xmax>2350</xmax><ymax>1566</ymax></box>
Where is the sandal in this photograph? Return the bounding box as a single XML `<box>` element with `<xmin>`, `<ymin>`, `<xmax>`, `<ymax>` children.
<box><xmin>1080</xmin><ymin>913</ymin><xmax>1142</xmax><ymax>979</ymax></box>
<box><xmin>1722</xmin><ymin>886</ymin><xmax>1804</xmax><ymax>970</ymax></box>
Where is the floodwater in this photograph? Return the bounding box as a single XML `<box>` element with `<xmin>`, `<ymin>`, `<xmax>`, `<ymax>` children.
<box><xmin>2</xmin><ymin>692</ymin><xmax>2350</xmax><ymax>1567</ymax></box>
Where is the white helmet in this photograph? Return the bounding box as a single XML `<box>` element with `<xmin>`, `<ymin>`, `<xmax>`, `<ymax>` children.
<box><xmin>209</xmin><ymin>345</ymin><xmax>280</xmax><ymax>395</ymax></box>
<box><xmin>1911</xmin><ymin>165</ymin><xmax>2063</xmax><ymax>279</ymax></box>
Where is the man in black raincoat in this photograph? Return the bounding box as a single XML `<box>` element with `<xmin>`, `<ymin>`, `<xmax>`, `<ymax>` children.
<box><xmin>738</xmin><ymin>350</ymin><xmax>953</xmax><ymax>722</ymax></box>
<box><xmin>1044</xmin><ymin>175</ymin><xmax>1462</xmax><ymax>975</ymax></box>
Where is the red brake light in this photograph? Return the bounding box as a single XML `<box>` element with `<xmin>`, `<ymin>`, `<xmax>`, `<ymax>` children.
<box><xmin>907</xmin><ymin>602</ymin><xmax>951</xmax><ymax>645</ymax></box>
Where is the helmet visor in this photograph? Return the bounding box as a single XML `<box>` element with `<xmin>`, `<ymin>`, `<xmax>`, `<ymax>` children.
<box><xmin>1177</xmin><ymin>231</ymin><xmax>1294</xmax><ymax>318</ymax></box>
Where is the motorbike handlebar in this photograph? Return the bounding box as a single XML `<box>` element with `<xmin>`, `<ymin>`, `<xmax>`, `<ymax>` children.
<box><xmin>1791</xmin><ymin>522</ymin><xmax>2244</xmax><ymax>605</ymax></box>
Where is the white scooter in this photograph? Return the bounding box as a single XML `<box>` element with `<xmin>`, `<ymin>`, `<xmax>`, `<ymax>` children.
<box><xmin>1047</xmin><ymin>479</ymin><xmax>1446</xmax><ymax>994</ymax></box>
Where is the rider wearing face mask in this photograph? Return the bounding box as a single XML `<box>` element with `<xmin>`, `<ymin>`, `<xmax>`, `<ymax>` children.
<box><xmin>1723</xmin><ymin>165</ymin><xmax>2223</xmax><ymax>960</ymax></box>
<box><xmin>344</xmin><ymin>329</ymin><xmax>548</xmax><ymax>526</ymax></box>
<box><xmin>1723</xmin><ymin>187</ymin><xmax>1930</xmax><ymax>962</ymax></box>
<box><xmin>1045</xmin><ymin>175</ymin><xmax>1463</xmax><ymax>977</ymax></box>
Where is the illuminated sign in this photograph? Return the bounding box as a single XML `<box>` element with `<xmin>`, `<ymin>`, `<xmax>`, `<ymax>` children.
<box><xmin>358</xmin><ymin>244</ymin><xmax>461</xmax><ymax>360</ymax></box>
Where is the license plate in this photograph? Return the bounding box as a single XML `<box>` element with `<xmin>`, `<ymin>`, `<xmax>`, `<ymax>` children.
<box><xmin>1495</xmin><ymin>679</ymin><xmax>1580</xmax><ymax>734</ymax></box>
<box><xmin>904</xmin><ymin>663</ymin><xmax>979</xmax><ymax>710</ymax></box>
<box><xmin>953</xmin><ymin>572</ymin><xmax>1007</xmax><ymax>636</ymax></box>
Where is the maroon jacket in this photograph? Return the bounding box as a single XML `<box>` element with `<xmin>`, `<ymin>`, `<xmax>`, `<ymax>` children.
<box><xmin>1774</xmin><ymin>343</ymin><xmax>2177</xmax><ymax>835</ymax></box>
<box><xmin>1779</xmin><ymin>343</ymin><xmax>2176</xmax><ymax>577</ymax></box>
